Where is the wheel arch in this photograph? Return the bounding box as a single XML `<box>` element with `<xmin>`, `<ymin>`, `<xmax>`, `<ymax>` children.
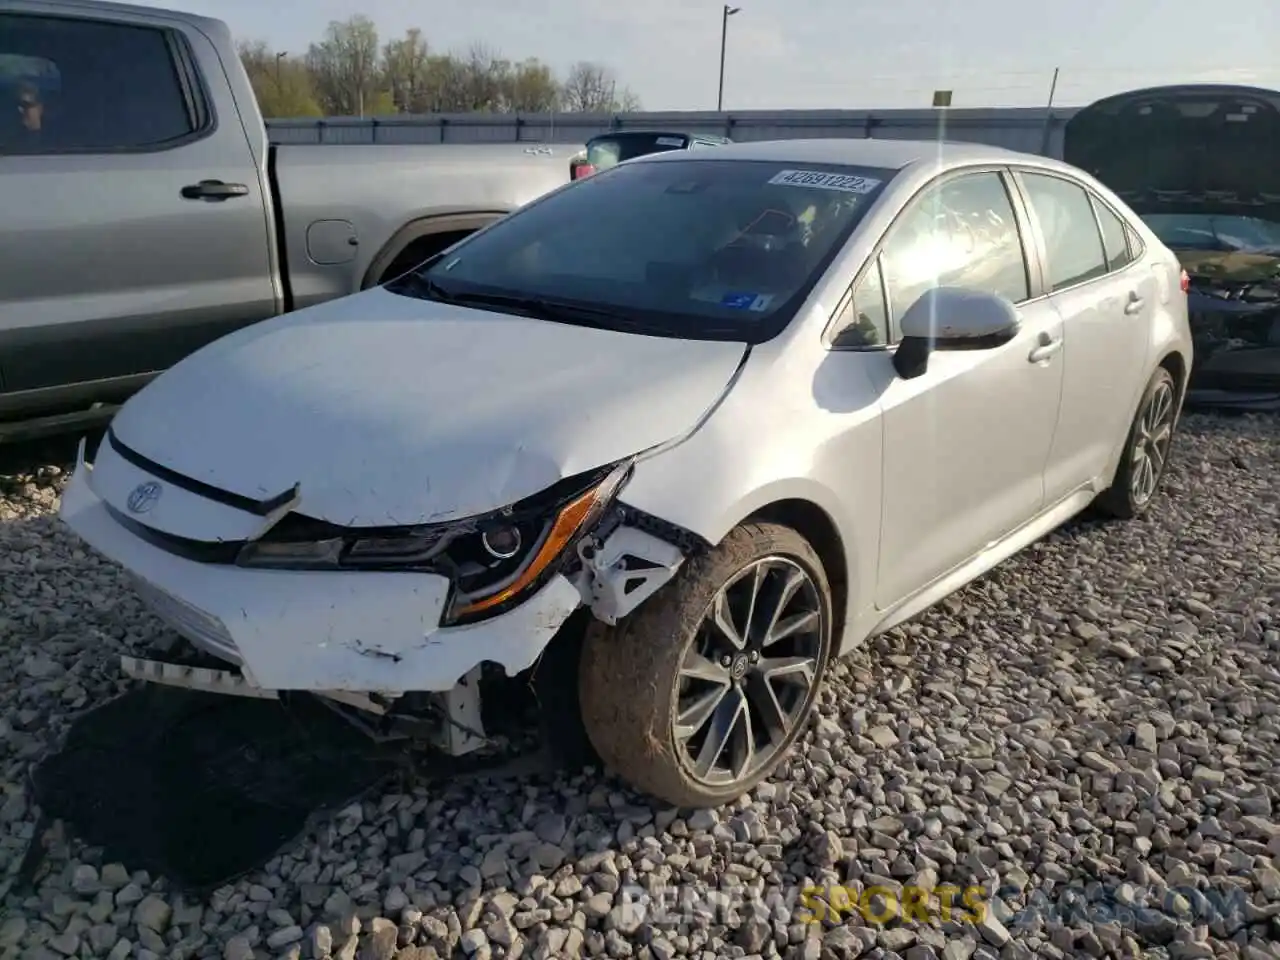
<box><xmin>738</xmin><ymin>497</ymin><xmax>850</xmax><ymax>656</ymax></box>
<box><xmin>1158</xmin><ymin>348</ymin><xmax>1190</xmax><ymax>404</ymax></box>
<box><xmin>360</xmin><ymin>210</ymin><xmax>511</xmax><ymax>288</ymax></box>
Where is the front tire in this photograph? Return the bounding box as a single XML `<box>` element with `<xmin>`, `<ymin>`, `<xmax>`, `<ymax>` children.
<box><xmin>579</xmin><ymin>522</ymin><xmax>833</xmax><ymax>808</ymax></box>
<box><xmin>1093</xmin><ymin>366</ymin><xmax>1179</xmax><ymax>520</ymax></box>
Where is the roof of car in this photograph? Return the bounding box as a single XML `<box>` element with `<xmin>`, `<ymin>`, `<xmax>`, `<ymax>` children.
<box><xmin>636</xmin><ymin>137</ymin><xmax>1037</xmax><ymax>171</ymax></box>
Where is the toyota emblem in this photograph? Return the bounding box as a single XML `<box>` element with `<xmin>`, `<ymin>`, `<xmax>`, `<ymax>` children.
<box><xmin>126</xmin><ymin>481</ymin><xmax>162</xmax><ymax>514</ymax></box>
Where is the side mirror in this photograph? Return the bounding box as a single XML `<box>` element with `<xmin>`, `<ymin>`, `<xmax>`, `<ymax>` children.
<box><xmin>892</xmin><ymin>286</ymin><xmax>1021</xmax><ymax>380</ymax></box>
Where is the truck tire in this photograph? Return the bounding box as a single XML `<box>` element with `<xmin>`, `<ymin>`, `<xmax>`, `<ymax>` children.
<box><xmin>579</xmin><ymin>522</ymin><xmax>833</xmax><ymax>808</ymax></box>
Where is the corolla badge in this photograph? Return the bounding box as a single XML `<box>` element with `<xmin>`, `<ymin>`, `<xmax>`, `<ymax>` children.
<box><xmin>126</xmin><ymin>481</ymin><xmax>163</xmax><ymax>514</ymax></box>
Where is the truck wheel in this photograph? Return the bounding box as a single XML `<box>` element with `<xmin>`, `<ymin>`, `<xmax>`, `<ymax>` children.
<box><xmin>579</xmin><ymin>522</ymin><xmax>833</xmax><ymax>808</ymax></box>
<box><xmin>1093</xmin><ymin>366</ymin><xmax>1179</xmax><ymax>520</ymax></box>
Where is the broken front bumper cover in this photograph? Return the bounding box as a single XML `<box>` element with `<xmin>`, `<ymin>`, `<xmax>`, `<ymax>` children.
<box><xmin>57</xmin><ymin>440</ymin><xmax>690</xmax><ymax>752</ymax></box>
<box><xmin>59</xmin><ymin>448</ymin><xmax>583</xmax><ymax>694</ymax></box>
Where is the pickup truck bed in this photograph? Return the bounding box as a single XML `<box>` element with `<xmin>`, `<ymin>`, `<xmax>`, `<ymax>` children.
<box><xmin>0</xmin><ymin>0</ymin><xmax>579</xmax><ymax>439</ymax></box>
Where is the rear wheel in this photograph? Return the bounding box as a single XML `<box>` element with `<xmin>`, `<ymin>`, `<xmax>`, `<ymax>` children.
<box><xmin>1093</xmin><ymin>366</ymin><xmax>1179</xmax><ymax>519</ymax></box>
<box><xmin>579</xmin><ymin>522</ymin><xmax>832</xmax><ymax>808</ymax></box>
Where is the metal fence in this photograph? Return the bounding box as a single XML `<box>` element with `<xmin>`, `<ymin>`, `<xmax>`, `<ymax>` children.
<box><xmin>266</xmin><ymin>107</ymin><xmax>1081</xmax><ymax>158</ymax></box>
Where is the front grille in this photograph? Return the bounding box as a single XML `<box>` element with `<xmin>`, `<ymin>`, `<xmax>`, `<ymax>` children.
<box><xmin>132</xmin><ymin>577</ymin><xmax>241</xmax><ymax>665</ymax></box>
<box><xmin>106</xmin><ymin>503</ymin><xmax>244</xmax><ymax>564</ymax></box>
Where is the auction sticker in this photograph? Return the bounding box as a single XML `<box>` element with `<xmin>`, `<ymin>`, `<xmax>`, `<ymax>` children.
<box><xmin>768</xmin><ymin>169</ymin><xmax>881</xmax><ymax>193</ymax></box>
<box><xmin>654</xmin><ymin>136</ymin><xmax>685</xmax><ymax>146</ymax></box>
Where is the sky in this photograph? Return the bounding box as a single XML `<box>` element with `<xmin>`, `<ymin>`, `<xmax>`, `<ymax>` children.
<box><xmin>122</xmin><ymin>0</ymin><xmax>1280</xmax><ymax>111</ymax></box>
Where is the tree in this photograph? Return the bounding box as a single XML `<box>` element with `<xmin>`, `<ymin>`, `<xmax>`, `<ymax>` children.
<box><xmin>237</xmin><ymin>41</ymin><xmax>322</xmax><ymax>118</ymax></box>
<box><xmin>457</xmin><ymin>43</ymin><xmax>509</xmax><ymax>112</ymax></box>
<box><xmin>504</xmin><ymin>58</ymin><xmax>561</xmax><ymax>113</ymax></box>
<box><xmin>419</xmin><ymin>53</ymin><xmax>471</xmax><ymax>112</ymax></box>
<box><xmin>559</xmin><ymin>61</ymin><xmax>641</xmax><ymax>113</ymax></box>
<box><xmin>382</xmin><ymin>28</ymin><xmax>431</xmax><ymax>114</ymax></box>
<box><xmin>237</xmin><ymin>21</ymin><xmax>639</xmax><ymax>118</ymax></box>
<box><xmin>305</xmin><ymin>16</ymin><xmax>388</xmax><ymax>117</ymax></box>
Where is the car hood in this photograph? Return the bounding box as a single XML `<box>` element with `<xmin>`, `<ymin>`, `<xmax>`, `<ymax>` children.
<box><xmin>1063</xmin><ymin>86</ymin><xmax>1280</xmax><ymax>221</ymax></box>
<box><xmin>108</xmin><ymin>287</ymin><xmax>748</xmax><ymax>527</ymax></box>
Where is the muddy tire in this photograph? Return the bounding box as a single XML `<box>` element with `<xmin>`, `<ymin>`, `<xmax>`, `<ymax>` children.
<box><xmin>1093</xmin><ymin>366</ymin><xmax>1179</xmax><ymax>520</ymax></box>
<box><xmin>578</xmin><ymin>522</ymin><xmax>833</xmax><ymax>808</ymax></box>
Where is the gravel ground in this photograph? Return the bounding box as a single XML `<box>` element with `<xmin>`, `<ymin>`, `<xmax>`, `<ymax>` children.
<box><xmin>1</xmin><ymin>412</ymin><xmax>1278</xmax><ymax>960</ymax></box>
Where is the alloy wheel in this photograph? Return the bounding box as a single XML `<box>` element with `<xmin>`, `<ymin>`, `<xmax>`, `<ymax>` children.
<box><xmin>674</xmin><ymin>556</ymin><xmax>826</xmax><ymax>788</ymax></box>
<box><xmin>1130</xmin><ymin>378</ymin><xmax>1176</xmax><ymax>506</ymax></box>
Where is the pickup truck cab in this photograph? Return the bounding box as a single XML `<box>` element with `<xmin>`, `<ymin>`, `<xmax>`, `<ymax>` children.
<box><xmin>0</xmin><ymin>0</ymin><xmax>580</xmax><ymax>440</ymax></box>
<box><xmin>569</xmin><ymin>130</ymin><xmax>732</xmax><ymax>180</ymax></box>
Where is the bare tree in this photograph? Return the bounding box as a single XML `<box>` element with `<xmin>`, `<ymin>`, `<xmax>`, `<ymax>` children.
<box><xmin>305</xmin><ymin>16</ymin><xmax>385</xmax><ymax>117</ymax></box>
<box><xmin>559</xmin><ymin>61</ymin><xmax>641</xmax><ymax>112</ymax></box>
<box><xmin>559</xmin><ymin>61</ymin><xmax>614</xmax><ymax>112</ymax></box>
<box><xmin>616</xmin><ymin>87</ymin><xmax>643</xmax><ymax>112</ymax></box>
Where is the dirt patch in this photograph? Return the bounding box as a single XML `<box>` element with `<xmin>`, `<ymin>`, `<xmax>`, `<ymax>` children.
<box><xmin>27</xmin><ymin>686</ymin><xmax>400</xmax><ymax>894</ymax></box>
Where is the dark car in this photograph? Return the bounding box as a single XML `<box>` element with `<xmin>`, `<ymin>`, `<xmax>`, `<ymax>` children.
<box><xmin>569</xmin><ymin>130</ymin><xmax>732</xmax><ymax>180</ymax></box>
<box><xmin>1065</xmin><ymin>83</ymin><xmax>1280</xmax><ymax>410</ymax></box>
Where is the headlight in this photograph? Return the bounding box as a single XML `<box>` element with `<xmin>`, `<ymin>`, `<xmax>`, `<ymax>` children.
<box><xmin>236</xmin><ymin>459</ymin><xmax>632</xmax><ymax>625</ymax></box>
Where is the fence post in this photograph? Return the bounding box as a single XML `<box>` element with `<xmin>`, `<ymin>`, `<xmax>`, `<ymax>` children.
<box><xmin>370</xmin><ymin>117</ymin><xmax>380</xmax><ymax>144</ymax></box>
<box><xmin>439</xmin><ymin>117</ymin><xmax>448</xmax><ymax>143</ymax></box>
<box><xmin>515</xmin><ymin>115</ymin><xmax>525</xmax><ymax>142</ymax></box>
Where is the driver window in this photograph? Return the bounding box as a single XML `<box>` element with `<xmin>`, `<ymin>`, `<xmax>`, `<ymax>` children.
<box><xmin>879</xmin><ymin>171</ymin><xmax>1030</xmax><ymax>340</ymax></box>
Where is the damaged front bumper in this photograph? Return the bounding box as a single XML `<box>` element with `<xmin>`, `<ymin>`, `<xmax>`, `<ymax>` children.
<box><xmin>1184</xmin><ymin>290</ymin><xmax>1280</xmax><ymax>411</ymax></box>
<box><xmin>57</xmin><ymin>440</ymin><xmax>690</xmax><ymax>755</ymax></box>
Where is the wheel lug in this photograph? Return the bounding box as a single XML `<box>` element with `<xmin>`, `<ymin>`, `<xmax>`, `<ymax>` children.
<box><xmin>721</xmin><ymin>655</ymin><xmax>733</xmax><ymax>667</ymax></box>
<box><xmin>749</xmin><ymin>651</ymin><xmax>759</xmax><ymax>663</ymax></box>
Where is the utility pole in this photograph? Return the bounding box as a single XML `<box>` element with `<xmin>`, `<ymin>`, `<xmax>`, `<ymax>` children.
<box><xmin>275</xmin><ymin>51</ymin><xmax>286</xmax><ymax>92</ymax></box>
<box><xmin>717</xmin><ymin>5</ymin><xmax>740</xmax><ymax>112</ymax></box>
<box><xmin>1039</xmin><ymin>67</ymin><xmax>1060</xmax><ymax>156</ymax></box>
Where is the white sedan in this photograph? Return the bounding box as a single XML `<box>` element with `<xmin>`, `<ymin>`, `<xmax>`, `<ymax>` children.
<box><xmin>59</xmin><ymin>138</ymin><xmax>1192</xmax><ymax>808</ymax></box>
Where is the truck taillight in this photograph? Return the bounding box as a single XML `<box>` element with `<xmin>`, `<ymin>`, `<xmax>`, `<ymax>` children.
<box><xmin>1180</xmin><ymin>269</ymin><xmax>1190</xmax><ymax>293</ymax></box>
<box><xmin>572</xmin><ymin>163</ymin><xmax>596</xmax><ymax>180</ymax></box>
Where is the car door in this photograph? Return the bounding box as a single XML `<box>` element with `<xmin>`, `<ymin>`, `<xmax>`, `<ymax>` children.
<box><xmin>0</xmin><ymin>8</ymin><xmax>275</xmax><ymax>398</ymax></box>
<box><xmin>1012</xmin><ymin>170</ymin><xmax>1153</xmax><ymax>502</ymax></box>
<box><xmin>833</xmin><ymin>169</ymin><xmax>1067</xmax><ymax>610</ymax></box>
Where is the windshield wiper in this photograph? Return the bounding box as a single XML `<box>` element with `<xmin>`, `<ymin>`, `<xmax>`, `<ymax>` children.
<box><xmin>437</xmin><ymin>290</ymin><xmax>658</xmax><ymax>329</ymax></box>
<box><xmin>386</xmin><ymin>271</ymin><xmax>459</xmax><ymax>302</ymax></box>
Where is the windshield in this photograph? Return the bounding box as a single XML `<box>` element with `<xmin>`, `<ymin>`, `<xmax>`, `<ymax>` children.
<box><xmin>586</xmin><ymin>134</ymin><xmax>688</xmax><ymax>170</ymax></box>
<box><xmin>398</xmin><ymin>158</ymin><xmax>892</xmax><ymax>342</ymax></box>
<box><xmin>1143</xmin><ymin>213</ymin><xmax>1280</xmax><ymax>252</ymax></box>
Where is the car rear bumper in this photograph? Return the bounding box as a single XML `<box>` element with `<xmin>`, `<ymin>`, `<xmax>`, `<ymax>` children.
<box><xmin>57</xmin><ymin>449</ymin><xmax>583</xmax><ymax>695</ymax></box>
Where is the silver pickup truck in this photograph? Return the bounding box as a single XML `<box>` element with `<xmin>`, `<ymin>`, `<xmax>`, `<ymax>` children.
<box><xmin>0</xmin><ymin>0</ymin><xmax>580</xmax><ymax>440</ymax></box>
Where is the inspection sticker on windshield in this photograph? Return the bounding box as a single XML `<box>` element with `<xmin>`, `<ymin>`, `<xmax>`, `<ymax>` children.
<box><xmin>768</xmin><ymin>169</ymin><xmax>881</xmax><ymax>194</ymax></box>
<box><xmin>721</xmin><ymin>292</ymin><xmax>773</xmax><ymax>311</ymax></box>
<box><xmin>654</xmin><ymin>136</ymin><xmax>684</xmax><ymax>146</ymax></box>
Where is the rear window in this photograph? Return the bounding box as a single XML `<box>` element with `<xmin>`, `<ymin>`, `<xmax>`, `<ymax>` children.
<box><xmin>413</xmin><ymin>158</ymin><xmax>893</xmax><ymax>340</ymax></box>
<box><xmin>586</xmin><ymin>134</ymin><xmax>689</xmax><ymax>170</ymax></box>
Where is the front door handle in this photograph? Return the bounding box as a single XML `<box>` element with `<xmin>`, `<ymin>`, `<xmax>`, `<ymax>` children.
<box><xmin>1028</xmin><ymin>331</ymin><xmax>1064</xmax><ymax>364</ymax></box>
<box><xmin>181</xmin><ymin>180</ymin><xmax>250</xmax><ymax>202</ymax></box>
<box><xmin>1123</xmin><ymin>291</ymin><xmax>1145</xmax><ymax>315</ymax></box>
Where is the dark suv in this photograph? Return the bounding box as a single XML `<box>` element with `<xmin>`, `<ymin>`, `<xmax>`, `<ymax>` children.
<box><xmin>569</xmin><ymin>130</ymin><xmax>732</xmax><ymax>180</ymax></box>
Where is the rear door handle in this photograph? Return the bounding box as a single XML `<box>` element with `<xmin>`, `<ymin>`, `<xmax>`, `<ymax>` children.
<box><xmin>1123</xmin><ymin>291</ymin><xmax>1145</xmax><ymax>315</ymax></box>
<box><xmin>181</xmin><ymin>180</ymin><xmax>249</xmax><ymax>202</ymax></box>
<box><xmin>1028</xmin><ymin>332</ymin><xmax>1063</xmax><ymax>364</ymax></box>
